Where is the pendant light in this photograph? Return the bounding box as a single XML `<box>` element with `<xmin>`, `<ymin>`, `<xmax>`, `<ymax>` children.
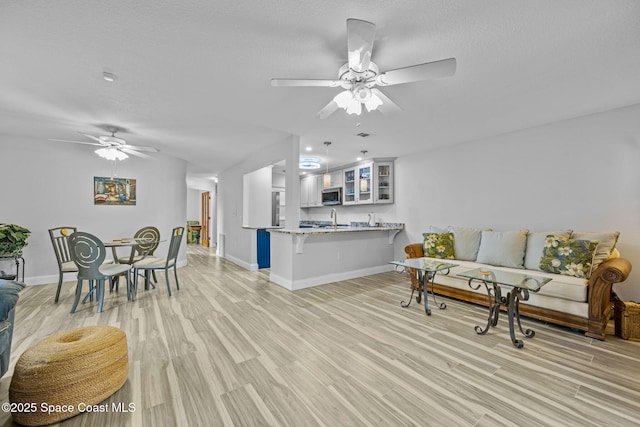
<box><xmin>323</xmin><ymin>141</ymin><xmax>332</xmax><ymax>188</ymax></box>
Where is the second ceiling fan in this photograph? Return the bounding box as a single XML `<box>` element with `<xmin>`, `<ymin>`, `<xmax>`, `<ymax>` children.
<box><xmin>271</xmin><ymin>18</ymin><xmax>457</xmax><ymax>119</ymax></box>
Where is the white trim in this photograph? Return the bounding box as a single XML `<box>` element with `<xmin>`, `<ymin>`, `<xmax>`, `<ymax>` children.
<box><xmin>20</xmin><ymin>259</ymin><xmax>188</xmax><ymax>286</ymax></box>
<box><xmin>270</xmin><ymin>264</ymin><xmax>393</xmax><ymax>291</ymax></box>
<box><xmin>224</xmin><ymin>254</ymin><xmax>259</xmax><ymax>271</ymax></box>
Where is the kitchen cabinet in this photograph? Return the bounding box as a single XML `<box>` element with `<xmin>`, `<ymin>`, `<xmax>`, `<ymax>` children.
<box><xmin>321</xmin><ymin>170</ymin><xmax>343</xmax><ymax>190</ymax></box>
<box><xmin>374</xmin><ymin>161</ymin><xmax>394</xmax><ymax>204</ymax></box>
<box><xmin>300</xmin><ymin>175</ymin><xmax>322</xmax><ymax>208</ymax></box>
<box><xmin>302</xmin><ymin>159</ymin><xmax>394</xmax><ymax>207</ymax></box>
<box><xmin>343</xmin><ymin>162</ymin><xmax>372</xmax><ymax>205</ymax></box>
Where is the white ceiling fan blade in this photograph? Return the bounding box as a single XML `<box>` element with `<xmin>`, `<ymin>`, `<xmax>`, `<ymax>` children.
<box><xmin>271</xmin><ymin>79</ymin><xmax>343</xmax><ymax>87</ymax></box>
<box><xmin>376</xmin><ymin>58</ymin><xmax>457</xmax><ymax>86</ymax></box>
<box><xmin>316</xmin><ymin>100</ymin><xmax>340</xmax><ymax>120</ymax></box>
<box><xmin>371</xmin><ymin>89</ymin><xmax>401</xmax><ymax>116</ymax></box>
<box><xmin>121</xmin><ymin>148</ymin><xmax>153</xmax><ymax>159</ymax></box>
<box><xmin>48</xmin><ymin>138</ymin><xmax>102</xmax><ymax>146</ymax></box>
<box><xmin>122</xmin><ymin>144</ymin><xmax>159</xmax><ymax>153</ymax></box>
<box><xmin>77</xmin><ymin>132</ymin><xmax>105</xmax><ymax>143</ymax></box>
<box><xmin>347</xmin><ymin>18</ymin><xmax>376</xmax><ymax>73</ymax></box>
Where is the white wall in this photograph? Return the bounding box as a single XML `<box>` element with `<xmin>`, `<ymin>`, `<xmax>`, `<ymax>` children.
<box><xmin>242</xmin><ymin>166</ymin><xmax>272</xmax><ymax>227</ymax></box>
<box><xmin>217</xmin><ymin>135</ymin><xmax>300</xmax><ymax>269</ymax></box>
<box><xmin>0</xmin><ymin>136</ymin><xmax>188</xmax><ymax>285</ymax></box>
<box><xmin>186</xmin><ymin>188</ymin><xmax>201</xmax><ymax>222</ymax></box>
<box><xmin>388</xmin><ymin>103</ymin><xmax>640</xmax><ymax>300</ymax></box>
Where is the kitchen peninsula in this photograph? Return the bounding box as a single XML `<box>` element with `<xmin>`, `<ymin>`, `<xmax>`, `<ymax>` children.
<box><xmin>268</xmin><ymin>223</ymin><xmax>403</xmax><ymax>290</ymax></box>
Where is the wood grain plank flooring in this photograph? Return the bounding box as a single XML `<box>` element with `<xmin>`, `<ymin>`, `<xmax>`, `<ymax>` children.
<box><xmin>1</xmin><ymin>245</ymin><xmax>640</xmax><ymax>426</ymax></box>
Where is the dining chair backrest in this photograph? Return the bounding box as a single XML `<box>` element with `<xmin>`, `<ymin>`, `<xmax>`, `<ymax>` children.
<box><xmin>68</xmin><ymin>232</ymin><xmax>107</xmax><ymax>280</ymax></box>
<box><xmin>49</xmin><ymin>226</ymin><xmax>78</xmax><ymax>268</ymax></box>
<box><xmin>134</xmin><ymin>226</ymin><xmax>160</xmax><ymax>256</ymax></box>
<box><xmin>166</xmin><ymin>227</ymin><xmax>185</xmax><ymax>267</ymax></box>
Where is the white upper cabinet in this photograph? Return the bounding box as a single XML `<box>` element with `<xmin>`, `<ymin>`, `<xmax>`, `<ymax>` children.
<box><xmin>300</xmin><ymin>175</ymin><xmax>322</xmax><ymax>208</ymax></box>
<box><xmin>343</xmin><ymin>162</ymin><xmax>373</xmax><ymax>205</ymax></box>
<box><xmin>374</xmin><ymin>161</ymin><xmax>394</xmax><ymax>204</ymax></box>
<box><xmin>302</xmin><ymin>158</ymin><xmax>394</xmax><ymax>207</ymax></box>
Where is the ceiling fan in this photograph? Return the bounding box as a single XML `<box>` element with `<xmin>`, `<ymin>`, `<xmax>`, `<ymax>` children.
<box><xmin>49</xmin><ymin>129</ymin><xmax>159</xmax><ymax>160</ymax></box>
<box><xmin>271</xmin><ymin>18</ymin><xmax>457</xmax><ymax>119</ymax></box>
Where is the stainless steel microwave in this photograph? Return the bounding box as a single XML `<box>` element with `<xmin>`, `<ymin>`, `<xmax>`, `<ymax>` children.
<box><xmin>321</xmin><ymin>187</ymin><xmax>342</xmax><ymax>205</ymax></box>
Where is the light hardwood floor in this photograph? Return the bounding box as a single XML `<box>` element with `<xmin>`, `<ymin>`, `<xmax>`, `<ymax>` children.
<box><xmin>1</xmin><ymin>245</ymin><xmax>640</xmax><ymax>426</ymax></box>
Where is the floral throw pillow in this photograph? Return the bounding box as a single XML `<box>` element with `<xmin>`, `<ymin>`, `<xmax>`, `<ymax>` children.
<box><xmin>422</xmin><ymin>232</ymin><xmax>455</xmax><ymax>259</ymax></box>
<box><xmin>538</xmin><ymin>235</ymin><xmax>599</xmax><ymax>279</ymax></box>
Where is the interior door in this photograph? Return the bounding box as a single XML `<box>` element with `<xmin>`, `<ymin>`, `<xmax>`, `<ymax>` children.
<box><xmin>201</xmin><ymin>191</ymin><xmax>210</xmax><ymax>247</ymax></box>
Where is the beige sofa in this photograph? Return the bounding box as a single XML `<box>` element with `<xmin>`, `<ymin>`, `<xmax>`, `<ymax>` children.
<box><xmin>405</xmin><ymin>227</ymin><xmax>631</xmax><ymax>340</ymax></box>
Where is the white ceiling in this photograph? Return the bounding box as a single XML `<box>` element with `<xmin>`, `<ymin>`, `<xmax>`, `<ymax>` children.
<box><xmin>2</xmin><ymin>1</ymin><xmax>640</xmax><ymax>179</ymax></box>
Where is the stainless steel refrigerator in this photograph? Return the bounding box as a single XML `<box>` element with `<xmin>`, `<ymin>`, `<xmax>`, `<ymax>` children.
<box><xmin>272</xmin><ymin>191</ymin><xmax>280</xmax><ymax>227</ymax></box>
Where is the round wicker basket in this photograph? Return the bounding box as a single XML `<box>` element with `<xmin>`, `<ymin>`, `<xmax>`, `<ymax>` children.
<box><xmin>9</xmin><ymin>326</ymin><xmax>128</xmax><ymax>426</ymax></box>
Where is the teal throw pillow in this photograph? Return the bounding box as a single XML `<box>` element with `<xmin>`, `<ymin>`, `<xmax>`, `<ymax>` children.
<box><xmin>422</xmin><ymin>232</ymin><xmax>455</xmax><ymax>259</ymax></box>
<box><xmin>538</xmin><ymin>235</ymin><xmax>599</xmax><ymax>279</ymax></box>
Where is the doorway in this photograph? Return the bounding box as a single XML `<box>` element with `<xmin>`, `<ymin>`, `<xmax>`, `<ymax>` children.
<box><xmin>201</xmin><ymin>191</ymin><xmax>210</xmax><ymax>247</ymax></box>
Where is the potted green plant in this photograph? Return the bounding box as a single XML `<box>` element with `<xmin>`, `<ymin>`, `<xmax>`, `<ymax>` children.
<box><xmin>0</xmin><ymin>224</ymin><xmax>31</xmax><ymax>257</ymax></box>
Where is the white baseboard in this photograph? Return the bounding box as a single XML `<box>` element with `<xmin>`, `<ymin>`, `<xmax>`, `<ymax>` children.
<box><xmin>18</xmin><ymin>259</ymin><xmax>188</xmax><ymax>286</ymax></box>
<box><xmin>224</xmin><ymin>254</ymin><xmax>259</xmax><ymax>271</ymax></box>
<box><xmin>270</xmin><ymin>264</ymin><xmax>394</xmax><ymax>291</ymax></box>
<box><xmin>268</xmin><ymin>273</ymin><xmax>293</xmax><ymax>290</ymax></box>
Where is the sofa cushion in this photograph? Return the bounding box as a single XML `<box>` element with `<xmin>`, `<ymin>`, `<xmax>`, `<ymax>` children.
<box><xmin>476</xmin><ymin>230</ymin><xmax>528</xmax><ymax>268</ymax></box>
<box><xmin>428</xmin><ymin>225</ymin><xmax>448</xmax><ymax>234</ymax></box>
<box><xmin>420</xmin><ymin>257</ymin><xmax>588</xmax><ymax>304</ymax></box>
<box><xmin>524</xmin><ymin>230</ymin><xmax>572</xmax><ymax>271</ymax></box>
<box><xmin>539</xmin><ymin>235</ymin><xmax>599</xmax><ymax>279</ymax></box>
<box><xmin>571</xmin><ymin>231</ymin><xmax>619</xmax><ymax>273</ymax></box>
<box><xmin>447</xmin><ymin>226</ymin><xmax>488</xmax><ymax>261</ymax></box>
<box><xmin>422</xmin><ymin>232</ymin><xmax>455</xmax><ymax>259</ymax></box>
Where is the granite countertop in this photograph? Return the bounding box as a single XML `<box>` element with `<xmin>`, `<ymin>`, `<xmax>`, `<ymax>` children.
<box><xmin>269</xmin><ymin>223</ymin><xmax>404</xmax><ymax>235</ymax></box>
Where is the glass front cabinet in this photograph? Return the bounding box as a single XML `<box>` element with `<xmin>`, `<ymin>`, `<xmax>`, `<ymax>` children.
<box><xmin>374</xmin><ymin>161</ymin><xmax>394</xmax><ymax>204</ymax></box>
<box><xmin>343</xmin><ymin>160</ymin><xmax>394</xmax><ymax>205</ymax></box>
<box><xmin>343</xmin><ymin>162</ymin><xmax>373</xmax><ymax>205</ymax></box>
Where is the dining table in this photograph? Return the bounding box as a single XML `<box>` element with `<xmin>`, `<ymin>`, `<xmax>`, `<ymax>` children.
<box><xmin>103</xmin><ymin>237</ymin><xmax>164</xmax><ymax>293</ymax></box>
<box><xmin>103</xmin><ymin>237</ymin><xmax>161</xmax><ymax>263</ymax></box>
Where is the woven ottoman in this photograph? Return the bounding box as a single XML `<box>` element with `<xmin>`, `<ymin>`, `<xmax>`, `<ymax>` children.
<box><xmin>9</xmin><ymin>326</ymin><xmax>128</xmax><ymax>426</ymax></box>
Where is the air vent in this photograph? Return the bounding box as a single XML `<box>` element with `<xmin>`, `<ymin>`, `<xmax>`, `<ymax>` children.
<box><xmin>356</xmin><ymin>132</ymin><xmax>370</xmax><ymax>138</ymax></box>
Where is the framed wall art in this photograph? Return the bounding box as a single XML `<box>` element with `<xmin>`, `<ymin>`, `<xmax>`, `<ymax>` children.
<box><xmin>94</xmin><ymin>176</ymin><xmax>137</xmax><ymax>205</ymax></box>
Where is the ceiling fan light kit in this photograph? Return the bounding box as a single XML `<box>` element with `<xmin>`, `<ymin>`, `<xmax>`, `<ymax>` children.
<box><xmin>48</xmin><ymin>129</ymin><xmax>159</xmax><ymax>161</ymax></box>
<box><xmin>95</xmin><ymin>147</ymin><xmax>128</xmax><ymax>161</ymax></box>
<box><xmin>271</xmin><ymin>18</ymin><xmax>457</xmax><ymax>119</ymax></box>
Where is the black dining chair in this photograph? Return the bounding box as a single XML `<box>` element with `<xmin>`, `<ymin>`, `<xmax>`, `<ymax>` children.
<box><xmin>68</xmin><ymin>231</ymin><xmax>132</xmax><ymax>313</ymax></box>
<box><xmin>132</xmin><ymin>227</ymin><xmax>184</xmax><ymax>298</ymax></box>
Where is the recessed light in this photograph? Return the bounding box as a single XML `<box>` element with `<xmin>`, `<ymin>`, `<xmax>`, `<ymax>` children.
<box><xmin>305</xmin><ymin>146</ymin><xmax>312</xmax><ymax>151</ymax></box>
<box><xmin>357</xmin><ymin>157</ymin><xmax>363</xmax><ymax>161</ymax></box>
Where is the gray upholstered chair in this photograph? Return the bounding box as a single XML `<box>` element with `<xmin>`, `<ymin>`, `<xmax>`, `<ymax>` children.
<box><xmin>132</xmin><ymin>227</ymin><xmax>184</xmax><ymax>298</ymax></box>
<box><xmin>68</xmin><ymin>232</ymin><xmax>132</xmax><ymax>313</ymax></box>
